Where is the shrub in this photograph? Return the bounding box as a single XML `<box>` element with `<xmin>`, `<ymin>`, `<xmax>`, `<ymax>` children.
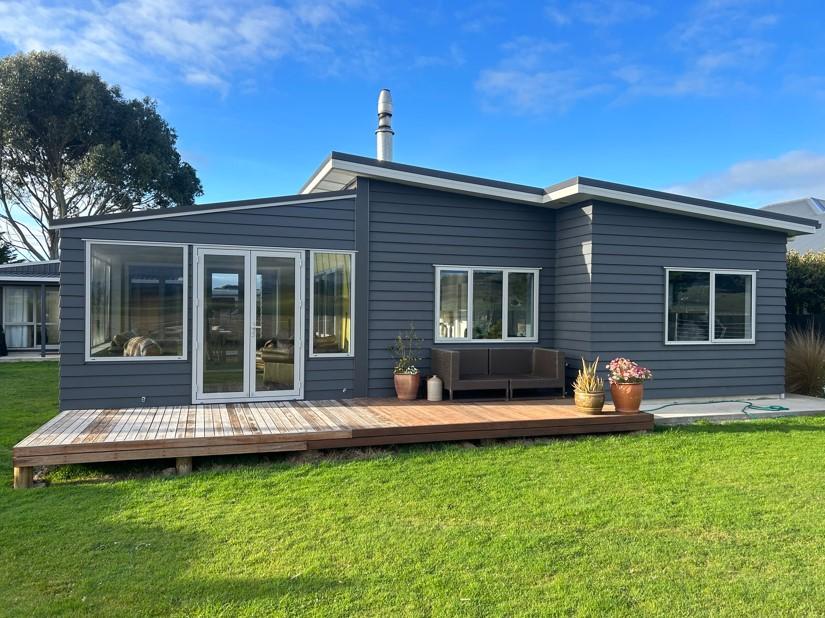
<box><xmin>787</xmin><ymin>250</ymin><xmax>825</xmax><ymax>315</ymax></box>
<box><xmin>785</xmin><ymin>327</ymin><xmax>825</xmax><ymax>397</ymax></box>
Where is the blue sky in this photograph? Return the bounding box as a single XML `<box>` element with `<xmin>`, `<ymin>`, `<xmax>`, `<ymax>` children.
<box><xmin>1</xmin><ymin>0</ymin><xmax>824</xmax><ymax>207</ymax></box>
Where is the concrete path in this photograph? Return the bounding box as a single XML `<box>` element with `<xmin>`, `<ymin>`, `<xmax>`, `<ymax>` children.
<box><xmin>645</xmin><ymin>394</ymin><xmax>825</xmax><ymax>426</ymax></box>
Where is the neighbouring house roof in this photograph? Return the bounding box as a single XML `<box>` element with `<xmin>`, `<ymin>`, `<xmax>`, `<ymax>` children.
<box><xmin>301</xmin><ymin>152</ymin><xmax>821</xmax><ymax>236</ymax></box>
<box><xmin>0</xmin><ymin>260</ymin><xmax>60</xmax><ymax>283</ymax></box>
<box><xmin>761</xmin><ymin>197</ymin><xmax>825</xmax><ymax>251</ymax></box>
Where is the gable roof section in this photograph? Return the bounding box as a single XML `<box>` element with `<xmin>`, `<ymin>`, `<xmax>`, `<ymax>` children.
<box><xmin>301</xmin><ymin>152</ymin><xmax>820</xmax><ymax>236</ymax></box>
<box><xmin>50</xmin><ymin>190</ymin><xmax>356</xmax><ymax>229</ymax></box>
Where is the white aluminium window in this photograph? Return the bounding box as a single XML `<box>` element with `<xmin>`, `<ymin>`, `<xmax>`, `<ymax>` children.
<box><xmin>309</xmin><ymin>250</ymin><xmax>355</xmax><ymax>357</ymax></box>
<box><xmin>85</xmin><ymin>240</ymin><xmax>188</xmax><ymax>361</ymax></box>
<box><xmin>665</xmin><ymin>268</ymin><xmax>756</xmax><ymax>345</ymax></box>
<box><xmin>434</xmin><ymin>265</ymin><xmax>540</xmax><ymax>343</ymax></box>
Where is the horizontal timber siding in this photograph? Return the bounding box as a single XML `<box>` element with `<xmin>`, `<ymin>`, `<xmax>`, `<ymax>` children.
<box><xmin>366</xmin><ymin>180</ymin><xmax>556</xmax><ymax>397</ymax></box>
<box><xmin>59</xmin><ymin>197</ymin><xmax>356</xmax><ymax>410</ymax></box>
<box><xmin>589</xmin><ymin>201</ymin><xmax>787</xmax><ymax>398</ymax></box>
<box><xmin>554</xmin><ymin>205</ymin><xmax>593</xmax><ymax>382</ymax></box>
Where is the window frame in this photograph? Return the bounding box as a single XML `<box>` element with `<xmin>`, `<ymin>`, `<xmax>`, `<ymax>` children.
<box><xmin>433</xmin><ymin>265</ymin><xmax>540</xmax><ymax>344</ymax></box>
<box><xmin>308</xmin><ymin>250</ymin><xmax>356</xmax><ymax>358</ymax></box>
<box><xmin>664</xmin><ymin>267</ymin><xmax>757</xmax><ymax>346</ymax></box>
<box><xmin>84</xmin><ymin>239</ymin><xmax>189</xmax><ymax>362</ymax></box>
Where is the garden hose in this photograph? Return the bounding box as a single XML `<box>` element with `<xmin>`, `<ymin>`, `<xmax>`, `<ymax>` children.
<box><xmin>640</xmin><ymin>399</ymin><xmax>789</xmax><ymax>418</ymax></box>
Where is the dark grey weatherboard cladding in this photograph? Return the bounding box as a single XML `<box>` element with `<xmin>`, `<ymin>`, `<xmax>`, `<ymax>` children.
<box><xmin>365</xmin><ymin>180</ymin><xmax>556</xmax><ymax>398</ymax></box>
<box><xmin>58</xmin><ymin>195</ymin><xmax>356</xmax><ymax>410</ymax></box>
<box><xmin>587</xmin><ymin>201</ymin><xmax>786</xmax><ymax>398</ymax></box>
<box><xmin>553</xmin><ymin>205</ymin><xmax>592</xmax><ymax>381</ymax></box>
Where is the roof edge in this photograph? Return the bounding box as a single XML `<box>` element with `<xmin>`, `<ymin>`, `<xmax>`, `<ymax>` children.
<box><xmin>51</xmin><ymin>190</ymin><xmax>357</xmax><ymax>230</ymax></box>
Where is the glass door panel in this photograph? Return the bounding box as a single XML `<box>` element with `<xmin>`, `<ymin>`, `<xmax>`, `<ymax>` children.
<box><xmin>254</xmin><ymin>256</ymin><xmax>297</xmax><ymax>394</ymax></box>
<box><xmin>201</xmin><ymin>253</ymin><xmax>247</xmax><ymax>395</ymax></box>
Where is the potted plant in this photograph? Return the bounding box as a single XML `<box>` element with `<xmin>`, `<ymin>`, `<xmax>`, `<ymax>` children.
<box><xmin>606</xmin><ymin>357</ymin><xmax>653</xmax><ymax>413</ymax></box>
<box><xmin>573</xmin><ymin>357</ymin><xmax>605</xmax><ymax>414</ymax></box>
<box><xmin>389</xmin><ymin>324</ymin><xmax>423</xmax><ymax>400</ymax></box>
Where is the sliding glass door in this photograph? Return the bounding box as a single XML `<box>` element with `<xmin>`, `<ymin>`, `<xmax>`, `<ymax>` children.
<box><xmin>194</xmin><ymin>248</ymin><xmax>303</xmax><ymax>403</ymax></box>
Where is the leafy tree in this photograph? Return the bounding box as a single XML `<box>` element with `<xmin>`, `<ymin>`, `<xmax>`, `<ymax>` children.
<box><xmin>787</xmin><ymin>250</ymin><xmax>825</xmax><ymax>315</ymax></box>
<box><xmin>0</xmin><ymin>51</ymin><xmax>202</xmax><ymax>259</ymax></box>
<box><xmin>0</xmin><ymin>231</ymin><xmax>16</xmax><ymax>264</ymax></box>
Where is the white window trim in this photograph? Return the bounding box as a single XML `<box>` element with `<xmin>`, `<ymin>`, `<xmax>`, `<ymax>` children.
<box><xmin>84</xmin><ymin>239</ymin><xmax>189</xmax><ymax>362</ymax></box>
<box><xmin>434</xmin><ymin>265</ymin><xmax>540</xmax><ymax>344</ymax></box>
<box><xmin>664</xmin><ymin>267</ymin><xmax>757</xmax><ymax>346</ymax></box>
<box><xmin>308</xmin><ymin>250</ymin><xmax>355</xmax><ymax>358</ymax></box>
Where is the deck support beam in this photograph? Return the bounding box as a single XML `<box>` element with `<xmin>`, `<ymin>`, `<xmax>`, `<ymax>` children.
<box><xmin>13</xmin><ymin>466</ymin><xmax>33</xmax><ymax>489</ymax></box>
<box><xmin>175</xmin><ymin>457</ymin><xmax>193</xmax><ymax>476</ymax></box>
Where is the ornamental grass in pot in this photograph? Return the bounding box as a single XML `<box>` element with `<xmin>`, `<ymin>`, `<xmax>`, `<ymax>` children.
<box><xmin>389</xmin><ymin>324</ymin><xmax>423</xmax><ymax>400</ymax></box>
<box><xmin>573</xmin><ymin>357</ymin><xmax>605</xmax><ymax>414</ymax></box>
<box><xmin>606</xmin><ymin>357</ymin><xmax>652</xmax><ymax>414</ymax></box>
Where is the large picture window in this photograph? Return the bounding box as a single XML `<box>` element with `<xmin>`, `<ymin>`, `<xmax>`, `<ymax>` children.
<box><xmin>87</xmin><ymin>242</ymin><xmax>187</xmax><ymax>360</ymax></box>
<box><xmin>310</xmin><ymin>251</ymin><xmax>354</xmax><ymax>356</ymax></box>
<box><xmin>435</xmin><ymin>266</ymin><xmax>539</xmax><ymax>343</ymax></box>
<box><xmin>666</xmin><ymin>268</ymin><xmax>755</xmax><ymax>344</ymax></box>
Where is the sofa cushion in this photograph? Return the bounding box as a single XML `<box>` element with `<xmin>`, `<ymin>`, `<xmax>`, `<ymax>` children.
<box><xmin>454</xmin><ymin>376</ymin><xmax>509</xmax><ymax>390</ymax></box>
<box><xmin>458</xmin><ymin>349</ymin><xmax>489</xmax><ymax>378</ymax></box>
<box><xmin>490</xmin><ymin>348</ymin><xmax>532</xmax><ymax>376</ymax></box>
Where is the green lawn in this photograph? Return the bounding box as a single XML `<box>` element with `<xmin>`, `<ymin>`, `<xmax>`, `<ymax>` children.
<box><xmin>2</xmin><ymin>363</ymin><xmax>825</xmax><ymax>616</ymax></box>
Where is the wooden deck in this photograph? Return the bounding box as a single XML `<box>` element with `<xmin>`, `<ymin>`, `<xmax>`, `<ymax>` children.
<box><xmin>12</xmin><ymin>399</ymin><xmax>653</xmax><ymax>487</ymax></box>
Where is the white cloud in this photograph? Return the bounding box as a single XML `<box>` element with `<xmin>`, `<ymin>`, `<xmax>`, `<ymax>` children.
<box><xmin>545</xmin><ymin>1</ymin><xmax>654</xmax><ymax>27</ymax></box>
<box><xmin>475</xmin><ymin>36</ymin><xmax>608</xmax><ymax>114</ymax></box>
<box><xmin>0</xmin><ymin>0</ymin><xmax>365</xmax><ymax>95</ymax></box>
<box><xmin>666</xmin><ymin>150</ymin><xmax>825</xmax><ymax>205</ymax></box>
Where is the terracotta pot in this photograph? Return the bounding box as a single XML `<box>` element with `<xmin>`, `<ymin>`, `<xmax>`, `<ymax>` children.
<box><xmin>610</xmin><ymin>383</ymin><xmax>644</xmax><ymax>414</ymax></box>
<box><xmin>574</xmin><ymin>390</ymin><xmax>605</xmax><ymax>415</ymax></box>
<box><xmin>394</xmin><ymin>372</ymin><xmax>421</xmax><ymax>400</ymax></box>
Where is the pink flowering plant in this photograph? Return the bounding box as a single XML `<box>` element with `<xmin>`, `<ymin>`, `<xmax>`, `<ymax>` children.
<box><xmin>606</xmin><ymin>357</ymin><xmax>652</xmax><ymax>385</ymax></box>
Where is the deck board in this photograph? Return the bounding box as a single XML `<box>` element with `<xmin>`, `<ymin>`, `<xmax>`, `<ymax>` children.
<box><xmin>13</xmin><ymin>398</ymin><xmax>653</xmax><ymax>474</ymax></box>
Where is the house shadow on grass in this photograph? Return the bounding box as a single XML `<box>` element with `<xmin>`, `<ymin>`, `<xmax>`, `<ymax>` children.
<box><xmin>1</xmin><ymin>479</ymin><xmax>351</xmax><ymax>615</ymax></box>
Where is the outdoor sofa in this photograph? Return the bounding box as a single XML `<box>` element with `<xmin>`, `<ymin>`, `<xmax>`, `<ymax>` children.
<box><xmin>431</xmin><ymin>347</ymin><xmax>566</xmax><ymax>400</ymax></box>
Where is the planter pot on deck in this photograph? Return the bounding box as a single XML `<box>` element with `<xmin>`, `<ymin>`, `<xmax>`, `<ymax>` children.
<box><xmin>610</xmin><ymin>383</ymin><xmax>644</xmax><ymax>414</ymax></box>
<box><xmin>574</xmin><ymin>390</ymin><xmax>605</xmax><ymax>415</ymax></box>
<box><xmin>394</xmin><ymin>372</ymin><xmax>421</xmax><ymax>400</ymax></box>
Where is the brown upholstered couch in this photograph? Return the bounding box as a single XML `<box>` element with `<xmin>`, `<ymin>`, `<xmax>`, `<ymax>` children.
<box><xmin>431</xmin><ymin>347</ymin><xmax>565</xmax><ymax>400</ymax></box>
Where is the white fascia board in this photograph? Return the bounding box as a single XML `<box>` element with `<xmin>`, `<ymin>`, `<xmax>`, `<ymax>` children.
<box><xmin>545</xmin><ymin>182</ymin><xmax>819</xmax><ymax>235</ymax></box>
<box><xmin>50</xmin><ymin>194</ymin><xmax>354</xmax><ymax>229</ymax></box>
<box><xmin>0</xmin><ymin>260</ymin><xmax>59</xmax><ymax>269</ymax></box>
<box><xmin>307</xmin><ymin>157</ymin><xmax>546</xmax><ymax>204</ymax></box>
<box><xmin>0</xmin><ymin>277</ymin><xmax>59</xmax><ymax>283</ymax></box>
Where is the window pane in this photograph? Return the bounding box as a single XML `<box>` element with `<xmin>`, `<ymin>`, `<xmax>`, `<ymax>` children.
<box><xmin>714</xmin><ymin>274</ymin><xmax>753</xmax><ymax>340</ymax></box>
<box><xmin>439</xmin><ymin>270</ymin><xmax>468</xmax><ymax>339</ymax></box>
<box><xmin>3</xmin><ymin>287</ymin><xmax>35</xmax><ymax>323</ymax></box>
<box><xmin>312</xmin><ymin>253</ymin><xmax>352</xmax><ymax>354</ymax></box>
<box><xmin>89</xmin><ymin>244</ymin><xmax>185</xmax><ymax>358</ymax></box>
<box><xmin>507</xmin><ymin>272</ymin><xmax>535</xmax><ymax>338</ymax></box>
<box><xmin>257</xmin><ymin>256</ymin><xmax>296</xmax><ymax>390</ymax></box>
<box><xmin>203</xmin><ymin>256</ymin><xmax>245</xmax><ymax>392</ymax></box>
<box><xmin>473</xmin><ymin>271</ymin><xmax>503</xmax><ymax>340</ymax></box>
<box><xmin>667</xmin><ymin>271</ymin><xmax>710</xmax><ymax>342</ymax></box>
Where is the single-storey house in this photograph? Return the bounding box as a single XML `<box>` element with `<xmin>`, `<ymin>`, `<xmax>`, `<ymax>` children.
<box><xmin>0</xmin><ymin>260</ymin><xmax>60</xmax><ymax>356</ymax></box>
<box><xmin>49</xmin><ymin>94</ymin><xmax>819</xmax><ymax>412</ymax></box>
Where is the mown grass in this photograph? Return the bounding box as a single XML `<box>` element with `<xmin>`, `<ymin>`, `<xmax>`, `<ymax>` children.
<box><xmin>2</xmin><ymin>362</ymin><xmax>825</xmax><ymax>616</ymax></box>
